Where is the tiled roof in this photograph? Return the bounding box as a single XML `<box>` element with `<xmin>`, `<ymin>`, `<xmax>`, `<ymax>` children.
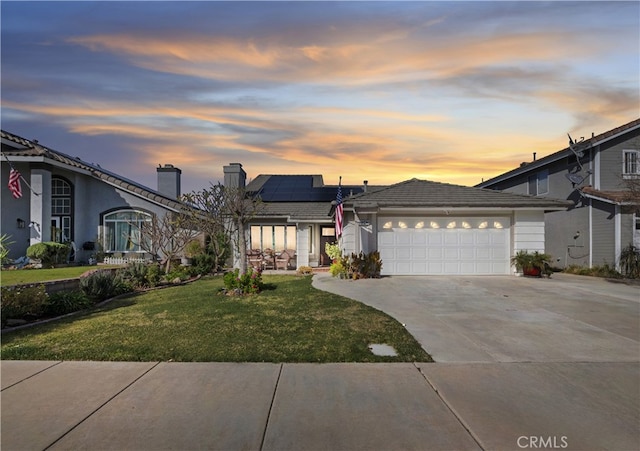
<box><xmin>581</xmin><ymin>186</ymin><xmax>639</xmax><ymax>205</ymax></box>
<box><xmin>347</xmin><ymin>178</ymin><xmax>571</xmax><ymax>209</ymax></box>
<box><xmin>478</xmin><ymin>118</ymin><xmax>640</xmax><ymax>187</ymax></box>
<box><xmin>255</xmin><ymin>201</ymin><xmax>335</xmax><ymax>221</ymax></box>
<box><xmin>1</xmin><ymin>130</ymin><xmax>183</xmax><ymax>211</ymax></box>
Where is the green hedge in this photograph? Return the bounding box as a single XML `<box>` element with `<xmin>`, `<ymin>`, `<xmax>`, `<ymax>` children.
<box><xmin>26</xmin><ymin>242</ymin><xmax>70</xmax><ymax>267</ymax></box>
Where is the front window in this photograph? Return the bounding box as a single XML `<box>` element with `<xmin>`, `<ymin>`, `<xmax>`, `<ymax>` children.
<box><xmin>623</xmin><ymin>150</ymin><xmax>639</xmax><ymax>176</ymax></box>
<box><xmin>51</xmin><ymin>177</ymin><xmax>72</xmax><ymax>243</ymax></box>
<box><xmin>103</xmin><ymin>210</ymin><xmax>151</xmax><ymax>253</ymax></box>
<box><xmin>250</xmin><ymin>225</ymin><xmax>296</xmax><ymax>252</ymax></box>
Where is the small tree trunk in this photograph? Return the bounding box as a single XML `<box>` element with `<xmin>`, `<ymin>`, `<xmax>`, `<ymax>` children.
<box><xmin>237</xmin><ymin>217</ymin><xmax>247</xmax><ymax>274</ymax></box>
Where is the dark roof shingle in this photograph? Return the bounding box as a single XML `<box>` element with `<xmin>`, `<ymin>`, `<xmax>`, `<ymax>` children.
<box><xmin>348</xmin><ymin>178</ymin><xmax>571</xmax><ymax>209</ymax></box>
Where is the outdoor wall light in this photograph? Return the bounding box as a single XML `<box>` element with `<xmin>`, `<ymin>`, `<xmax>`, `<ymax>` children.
<box><xmin>430</xmin><ymin>221</ymin><xmax>440</xmax><ymax>229</ymax></box>
<box><xmin>415</xmin><ymin>221</ymin><xmax>424</xmax><ymax>229</ymax></box>
<box><xmin>16</xmin><ymin>218</ymin><xmax>25</xmax><ymax>229</ymax></box>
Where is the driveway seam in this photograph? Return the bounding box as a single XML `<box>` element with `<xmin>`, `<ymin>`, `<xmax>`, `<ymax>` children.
<box><xmin>413</xmin><ymin>362</ymin><xmax>486</xmax><ymax>451</ymax></box>
<box><xmin>1</xmin><ymin>360</ymin><xmax>62</xmax><ymax>392</ymax></box>
<box><xmin>260</xmin><ymin>362</ymin><xmax>283</xmax><ymax>451</ymax></box>
<box><xmin>42</xmin><ymin>361</ymin><xmax>161</xmax><ymax>451</ymax></box>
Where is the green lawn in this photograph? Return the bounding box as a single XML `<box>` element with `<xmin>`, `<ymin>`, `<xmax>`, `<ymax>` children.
<box><xmin>1</xmin><ymin>275</ymin><xmax>432</xmax><ymax>363</ymax></box>
<box><xmin>0</xmin><ymin>266</ymin><xmax>119</xmax><ymax>286</ymax></box>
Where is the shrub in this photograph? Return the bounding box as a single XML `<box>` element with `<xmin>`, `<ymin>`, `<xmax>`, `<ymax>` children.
<box><xmin>1</xmin><ymin>285</ymin><xmax>48</xmax><ymax>326</ymax></box>
<box><xmin>121</xmin><ymin>262</ymin><xmax>161</xmax><ymax>288</ymax></box>
<box><xmin>349</xmin><ymin>251</ymin><xmax>382</xmax><ymax>279</ymax></box>
<box><xmin>80</xmin><ymin>269</ymin><xmax>130</xmax><ymax>301</ymax></box>
<box><xmin>43</xmin><ymin>291</ymin><xmax>92</xmax><ymax>316</ymax></box>
<box><xmin>619</xmin><ymin>244</ymin><xmax>640</xmax><ymax>279</ymax></box>
<box><xmin>165</xmin><ymin>266</ymin><xmax>190</xmax><ymax>283</ymax></box>
<box><xmin>329</xmin><ymin>257</ymin><xmax>349</xmax><ymax>279</ymax></box>
<box><xmin>329</xmin><ymin>252</ymin><xmax>382</xmax><ymax>279</ymax></box>
<box><xmin>1</xmin><ymin>234</ymin><xmax>15</xmax><ymax>265</ymax></box>
<box><xmin>297</xmin><ymin>266</ymin><xmax>313</xmax><ymax>275</ymax></box>
<box><xmin>223</xmin><ymin>268</ymin><xmax>263</xmax><ymax>294</ymax></box>
<box><xmin>26</xmin><ymin>242</ymin><xmax>70</xmax><ymax>267</ymax></box>
<box><xmin>564</xmin><ymin>264</ymin><xmax>622</xmax><ymax>279</ymax></box>
<box><xmin>190</xmin><ymin>253</ymin><xmax>216</xmax><ymax>276</ymax></box>
<box><xmin>325</xmin><ymin>242</ymin><xmax>342</xmax><ymax>261</ymax></box>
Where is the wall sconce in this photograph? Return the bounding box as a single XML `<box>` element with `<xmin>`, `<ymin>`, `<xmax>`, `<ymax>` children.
<box><xmin>17</xmin><ymin>218</ymin><xmax>25</xmax><ymax>229</ymax></box>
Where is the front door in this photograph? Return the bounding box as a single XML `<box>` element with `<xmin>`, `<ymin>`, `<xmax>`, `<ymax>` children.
<box><xmin>320</xmin><ymin>226</ymin><xmax>336</xmax><ymax>266</ymax></box>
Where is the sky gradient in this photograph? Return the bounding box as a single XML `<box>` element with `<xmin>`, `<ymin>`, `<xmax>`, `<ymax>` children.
<box><xmin>2</xmin><ymin>1</ymin><xmax>639</xmax><ymax>194</ymax></box>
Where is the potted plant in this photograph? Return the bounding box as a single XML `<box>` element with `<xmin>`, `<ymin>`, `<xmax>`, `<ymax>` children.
<box><xmin>511</xmin><ymin>250</ymin><xmax>551</xmax><ymax>277</ymax></box>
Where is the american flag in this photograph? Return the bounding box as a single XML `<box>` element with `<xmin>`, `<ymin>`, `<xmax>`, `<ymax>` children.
<box><xmin>8</xmin><ymin>168</ymin><xmax>22</xmax><ymax>199</ymax></box>
<box><xmin>335</xmin><ymin>180</ymin><xmax>343</xmax><ymax>238</ymax></box>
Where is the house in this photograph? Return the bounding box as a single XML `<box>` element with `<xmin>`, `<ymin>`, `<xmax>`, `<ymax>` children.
<box><xmin>1</xmin><ymin>130</ymin><xmax>184</xmax><ymax>263</ymax></box>
<box><xmin>225</xmin><ymin>163</ymin><xmax>376</xmax><ymax>268</ymax></box>
<box><xmin>227</xmin><ymin>163</ymin><xmax>570</xmax><ymax>275</ymax></box>
<box><xmin>477</xmin><ymin>118</ymin><xmax>640</xmax><ymax>270</ymax></box>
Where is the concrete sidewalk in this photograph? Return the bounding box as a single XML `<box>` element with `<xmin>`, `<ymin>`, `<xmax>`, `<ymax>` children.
<box><xmin>2</xmin><ymin>360</ymin><xmax>638</xmax><ymax>450</ymax></box>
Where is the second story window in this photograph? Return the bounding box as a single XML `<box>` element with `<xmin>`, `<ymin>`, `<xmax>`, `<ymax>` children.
<box><xmin>528</xmin><ymin>170</ymin><xmax>549</xmax><ymax>196</ymax></box>
<box><xmin>623</xmin><ymin>150</ymin><xmax>639</xmax><ymax>177</ymax></box>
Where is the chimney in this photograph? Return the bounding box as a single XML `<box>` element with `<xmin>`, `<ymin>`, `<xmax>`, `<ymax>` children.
<box><xmin>533</xmin><ymin>152</ymin><xmax>537</xmax><ymax>161</ymax></box>
<box><xmin>363</xmin><ymin>180</ymin><xmax>368</xmax><ymax>192</ymax></box>
<box><xmin>223</xmin><ymin>163</ymin><xmax>246</xmax><ymax>189</ymax></box>
<box><xmin>157</xmin><ymin>164</ymin><xmax>181</xmax><ymax>199</ymax></box>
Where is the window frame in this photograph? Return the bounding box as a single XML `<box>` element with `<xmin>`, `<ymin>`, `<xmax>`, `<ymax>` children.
<box><xmin>623</xmin><ymin>150</ymin><xmax>640</xmax><ymax>177</ymax></box>
<box><xmin>527</xmin><ymin>170</ymin><xmax>549</xmax><ymax>196</ymax></box>
<box><xmin>249</xmin><ymin>224</ymin><xmax>297</xmax><ymax>252</ymax></box>
<box><xmin>102</xmin><ymin>209</ymin><xmax>152</xmax><ymax>253</ymax></box>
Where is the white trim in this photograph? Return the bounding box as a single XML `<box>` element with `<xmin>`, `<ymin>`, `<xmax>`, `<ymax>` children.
<box><xmin>593</xmin><ymin>146</ymin><xmax>600</xmax><ymax>189</ymax></box>
<box><xmin>615</xmin><ymin>205</ymin><xmax>621</xmax><ymax>271</ymax></box>
<box><xmin>588</xmin><ymin>198</ymin><xmax>593</xmax><ymax>268</ymax></box>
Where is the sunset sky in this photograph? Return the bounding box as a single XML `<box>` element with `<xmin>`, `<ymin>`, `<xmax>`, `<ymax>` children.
<box><xmin>1</xmin><ymin>1</ymin><xmax>638</xmax><ymax>193</ymax></box>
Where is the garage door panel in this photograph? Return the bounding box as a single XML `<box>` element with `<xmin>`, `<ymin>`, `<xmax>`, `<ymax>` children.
<box><xmin>378</xmin><ymin>217</ymin><xmax>510</xmax><ymax>275</ymax></box>
<box><xmin>459</xmin><ymin>233</ymin><xmax>474</xmax><ymax>245</ymax></box>
<box><xmin>412</xmin><ymin>248</ymin><xmax>427</xmax><ymax>259</ymax></box>
<box><xmin>444</xmin><ymin>233</ymin><xmax>458</xmax><ymax>245</ymax></box>
<box><xmin>444</xmin><ymin>248</ymin><xmax>458</xmax><ymax>260</ymax></box>
<box><xmin>379</xmin><ymin>233</ymin><xmax>395</xmax><ymax>246</ymax></box>
<box><xmin>428</xmin><ymin>248</ymin><xmax>443</xmax><ymax>259</ymax></box>
<box><xmin>412</xmin><ymin>262</ymin><xmax>427</xmax><ymax>273</ymax></box>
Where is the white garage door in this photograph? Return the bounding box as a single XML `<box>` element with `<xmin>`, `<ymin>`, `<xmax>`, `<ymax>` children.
<box><xmin>378</xmin><ymin>217</ymin><xmax>510</xmax><ymax>275</ymax></box>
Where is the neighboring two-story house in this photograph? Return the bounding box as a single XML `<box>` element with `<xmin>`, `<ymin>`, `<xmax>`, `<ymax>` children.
<box><xmin>477</xmin><ymin>118</ymin><xmax>640</xmax><ymax>270</ymax></box>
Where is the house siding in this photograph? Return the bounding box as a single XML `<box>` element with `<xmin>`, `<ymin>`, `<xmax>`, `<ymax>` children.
<box><xmin>546</xmin><ymin>207</ymin><xmax>590</xmax><ymax>267</ymax></box>
<box><xmin>598</xmin><ymin>134</ymin><xmax>639</xmax><ymax>190</ymax></box>
<box><xmin>512</xmin><ymin>210</ymin><xmax>545</xmax><ymax>254</ymax></box>
<box><xmin>591</xmin><ymin>199</ymin><xmax>616</xmax><ymax>266</ymax></box>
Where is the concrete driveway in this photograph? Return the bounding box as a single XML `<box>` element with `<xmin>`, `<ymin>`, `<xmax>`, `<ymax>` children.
<box><xmin>312</xmin><ymin>272</ymin><xmax>640</xmax><ymax>363</ymax></box>
<box><xmin>311</xmin><ymin>273</ymin><xmax>639</xmax><ymax>450</ymax></box>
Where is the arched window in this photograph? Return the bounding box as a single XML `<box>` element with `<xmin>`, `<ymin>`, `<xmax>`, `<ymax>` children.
<box><xmin>103</xmin><ymin>210</ymin><xmax>152</xmax><ymax>253</ymax></box>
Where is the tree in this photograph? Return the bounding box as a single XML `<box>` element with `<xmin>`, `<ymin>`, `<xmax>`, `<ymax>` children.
<box><xmin>181</xmin><ymin>183</ymin><xmax>262</xmax><ymax>275</ymax></box>
<box><xmin>135</xmin><ymin>212</ymin><xmax>200</xmax><ymax>274</ymax></box>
